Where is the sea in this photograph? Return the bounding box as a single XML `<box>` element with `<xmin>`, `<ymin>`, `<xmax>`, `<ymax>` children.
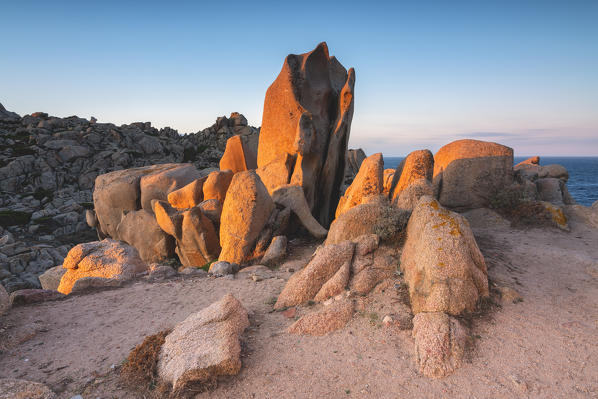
<box><xmin>383</xmin><ymin>156</ymin><xmax>598</xmax><ymax>207</ymax></box>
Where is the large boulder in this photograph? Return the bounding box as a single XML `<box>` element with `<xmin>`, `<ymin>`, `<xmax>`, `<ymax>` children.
<box><xmin>412</xmin><ymin>312</ymin><xmax>468</xmax><ymax>378</ymax></box>
<box><xmin>219</xmin><ymin>134</ymin><xmax>259</xmax><ymax>173</ymax></box>
<box><xmin>389</xmin><ymin>149</ymin><xmax>434</xmax><ymax>204</ymax></box>
<box><xmin>271</xmin><ymin>184</ymin><xmax>328</xmax><ymax>238</ymax></box>
<box><xmin>433</xmin><ymin>139</ymin><xmax>514</xmax><ymax>209</ymax></box>
<box><xmin>400</xmin><ymin>196</ymin><xmax>489</xmax><ymax>315</ymax></box>
<box><xmin>57</xmin><ymin>239</ymin><xmax>147</xmax><ymax>295</ymax></box>
<box><xmin>157</xmin><ymin>294</ymin><xmax>249</xmax><ymax>392</ymax></box>
<box><xmin>203</xmin><ymin>169</ymin><xmax>234</xmax><ymax>204</ymax></box>
<box><xmin>116</xmin><ymin>209</ymin><xmax>175</xmax><ymax>263</ymax></box>
<box><xmin>335</xmin><ymin>153</ymin><xmax>383</xmax><ymax>217</ymax></box>
<box><xmin>167</xmin><ymin>177</ymin><xmax>207</xmax><ymax>210</ymax></box>
<box><xmin>139</xmin><ymin>164</ymin><xmax>202</xmax><ymax>211</ymax></box>
<box><xmin>0</xmin><ymin>283</ymin><xmax>9</xmax><ymax>316</ymax></box>
<box><xmin>153</xmin><ymin>201</ymin><xmax>220</xmax><ymax>268</ymax></box>
<box><xmin>219</xmin><ymin>171</ymin><xmax>274</xmax><ymax>264</ymax></box>
<box><xmin>393</xmin><ymin>178</ymin><xmax>434</xmax><ymax>212</ymax></box>
<box><xmin>257</xmin><ymin>42</ymin><xmax>355</xmax><ymax>227</ymax></box>
<box><xmin>326</xmin><ymin>201</ymin><xmax>409</xmax><ymax>244</ymax></box>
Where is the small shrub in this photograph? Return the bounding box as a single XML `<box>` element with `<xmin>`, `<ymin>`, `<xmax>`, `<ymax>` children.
<box><xmin>372</xmin><ymin>206</ymin><xmax>411</xmax><ymax>242</ymax></box>
<box><xmin>120</xmin><ymin>329</ymin><xmax>171</xmax><ymax>391</ymax></box>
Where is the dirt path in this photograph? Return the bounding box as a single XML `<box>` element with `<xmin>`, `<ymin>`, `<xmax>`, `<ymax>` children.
<box><xmin>1</xmin><ymin>216</ymin><xmax>597</xmax><ymax>398</ymax></box>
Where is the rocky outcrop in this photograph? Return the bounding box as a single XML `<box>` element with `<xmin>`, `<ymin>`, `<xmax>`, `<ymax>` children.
<box><xmin>401</xmin><ymin>196</ymin><xmax>489</xmax><ymax>315</ymax></box>
<box><xmin>389</xmin><ymin>149</ymin><xmax>434</xmax><ymax>205</ymax></box>
<box><xmin>335</xmin><ymin>153</ymin><xmax>383</xmax><ymax>217</ymax></box>
<box><xmin>433</xmin><ymin>139</ymin><xmax>514</xmax><ymax>209</ymax></box>
<box><xmin>412</xmin><ymin>312</ymin><xmax>468</xmax><ymax>378</ymax></box>
<box><xmin>57</xmin><ymin>239</ymin><xmax>147</xmax><ymax>294</ymax></box>
<box><xmin>219</xmin><ymin>171</ymin><xmax>274</xmax><ymax>264</ymax></box>
<box><xmin>157</xmin><ymin>294</ymin><xmax>249</xmax><ymax>392</ymax></box>
<box><xmin>257</xmin><ymin>42</ymin><xmax>355</xmax><ymax>227</ymax></box>
<box><xmin>153</xmin><ymin>201</ymin><xmax>220</xmax><ymax>267</ymax></box>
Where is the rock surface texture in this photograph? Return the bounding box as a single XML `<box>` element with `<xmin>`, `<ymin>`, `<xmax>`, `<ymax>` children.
<box><xmin>257</xmin><ymin>42</ymin><xmax>355</xmax><ymax>227</ymax></box>
<box><xmin>389</xmin><ymin>149</ymin><xmax>434</xmax><ymax>206</ymax></box>
<box><xmin>335</xmin><ymin>153</ymin><xmax>383</xmax><ymax>217</ymax></box>
<box><xmin>157</xmin><ymin>294</ymin><xmax>249</xmax><ymax>392</ymax></box>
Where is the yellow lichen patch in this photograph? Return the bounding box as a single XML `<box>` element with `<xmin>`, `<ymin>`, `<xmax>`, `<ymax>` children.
<box><xmin>544</xmin><ymin>203</ymin><xmax>568</xmax><ymax>227</ymax></box>
<box><xmin>429</xmin><ymin>200</ymin><xmax>439</xmax><ymax>210</ymax></box>
<box><xmin>437</xmin><ymin>262</ymin><xmax>445</xmax><ymax>267</ymax></box>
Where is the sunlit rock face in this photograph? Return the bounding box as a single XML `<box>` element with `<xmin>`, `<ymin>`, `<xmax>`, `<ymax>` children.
<box><xmin>257</xmin><ymin>42</ymin><xmax>355</xmax><ymax>227</ymax></box>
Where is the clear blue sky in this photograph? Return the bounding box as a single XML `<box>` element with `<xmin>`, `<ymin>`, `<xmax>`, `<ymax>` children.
<box><xmin>1</xmin><ymin>1</ymin><xmax>597</xmax><ymax>156</ymax></box>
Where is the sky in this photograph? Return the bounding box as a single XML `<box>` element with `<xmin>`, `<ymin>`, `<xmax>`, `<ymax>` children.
<box><xmin>1</xmin><ymin>1</ymin><xmax>597</xmax><ymax>156</ymax></box>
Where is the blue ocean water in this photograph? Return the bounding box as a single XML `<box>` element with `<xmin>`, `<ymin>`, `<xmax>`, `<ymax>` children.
<box><xmin>383</xmin><ymin>156</ymin><xmax>598</xmax><ymax>206</ymax></box>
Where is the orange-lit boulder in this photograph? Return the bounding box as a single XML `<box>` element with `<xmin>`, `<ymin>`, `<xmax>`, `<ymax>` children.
<box><xmin>256</xmin><ymin>153</ymin><xmax>296</xmax><ymax>195</ymax></box>
<box><xmin>515</xmin><ymin>155</ymin><xmax>540</xmax><ymax>167</ymax></box>
<box><xmin>257</xmin><ymin>42</ymin><xmax>355</xmax><ymax>227</ymax></box>
<box><xmin>116</xmin><ymin>209</ymin><xmax>175</xmax><ymax>263</ymax></box>
<box><xmin>139</xmin><ymin>164</ymin><xmax>202</xmax><ymax>211</ymax></box>
<box><xmin>433</xmin><ymin>139</ymin><xmax>513</xmax><ymax>209</ymax></box>
<box><xmin>167</xmin><ymin>177</ymin><xmax>207</xmax><ymax>209</ymax></box>
<box><xmin>389</xmin><ymin>149</ymin><xmax>434</xmax><ymax>204</ymax></box>
<box><xmin>335</xmin><ymin>153</ymin><xmax>383</xmax><ymax>217</ymax></box>
<box><xmin>153</xmin><ymin>200</ymin><xmax>220</xmax><ymax>268</ymax></box>
<box><xmin>57</xmin><ymin>239</ymin><xmax>147</xmax><ymax>295</ymax></box>
<box><xmin>219</xmin><ymin>134</ymin><xmax>259</xmax><ymax>173</ymax></box>
<box><xmin>219</xmin><ymin>171</ymin><xmax>274</xmax><ymax>264</ymax></box>
<box><xmin>400</xmin><ymin>196</ymin><xmax>489</xmax><ymax>315</ymax></box>
<box><xmin>203</xmin><ymin>169</ymin><xmax>234</xmax><ymax>204</ymax></box>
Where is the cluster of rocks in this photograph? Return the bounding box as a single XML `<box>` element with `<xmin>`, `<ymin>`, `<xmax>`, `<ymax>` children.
<box><xmin>0</xmin><ymin>99</ymin><xmax>258</xmax><ymax>292</ymax></box>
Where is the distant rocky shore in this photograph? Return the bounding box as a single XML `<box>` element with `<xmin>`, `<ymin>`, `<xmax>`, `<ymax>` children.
<box><xmin>0</xmin><ymin>102</ymin><xmax>257</xmax><ymax>292</ymax></box>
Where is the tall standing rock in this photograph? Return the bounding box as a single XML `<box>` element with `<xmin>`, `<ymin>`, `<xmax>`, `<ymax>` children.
<box><xmin>219</xmin><ymin>171</ymin><xmax>274</xmax><ymax>264</ymax></box>
<box><xmin>220</xmin><ymin>134</ymin><xmax>259</xmax><ymax>173</ymax></box>
<box><xmin>433</xmin><ymin>139</ymin><xmax>513</xmax><ymax>209</ymax></box>
<box><xmin>257</xmin><ymin>42</ymin><xmax>355</xmax><ymax>227</ymax></box>
<box><xmin>335</xmin><ymin>153</ymin><xmax>383</xmax><ymax>217</ymax></box>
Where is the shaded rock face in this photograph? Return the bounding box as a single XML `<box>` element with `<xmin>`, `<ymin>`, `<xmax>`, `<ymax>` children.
<box><xmin>257</xmin><ymin>42</ymin><xmax>355</xmax><ymax>227</ymax></box>
<box><xmin>116</xmin><ymin>209</ymin><xmax>176</xmax><ymax>263</ymax></box>
<box><xmin>256</xmin><ymin>153</ymin><xmax>296</xmax><ymax>195</ymax></box>
<box><xmin>154</xmin><ymin>201</ymin><xmax>220</xmax><ymax>267</ymax></box>
<box><xmin>219</xmin><ymin>171</ymin><xmax>274</xmax><ymax>264</ymax></box>
<box><xmin>335</xmin><ymin>153</ymin><xmax>383</xmax><ymax>218</ymax></box>
<box><xmin>400</xmin><ymin>197</ymin><xmax>489</xmax><ymax>315</ymax></box>
<box><xmin>433</xmin><ymin>139</ymin><xmax>514</xmax><ymax>210</ymax></box>
<box><xmin>389</xmin><ymin>149</ymin><xmax>434</xmax><ymax>205</ymax></box>
<box><xmin>271</xmin><ymin>185</ymin><xmax>328</xmax><ymax>238</ymax></box>
<box><xmin>412</xmin><ymin>312</ymin><xmax>468</xmax><ymax>379</ymax></box>
<box><xmin>219</xmin><ymin>134</ymin><xmax>259</xmax><ymax>173</ymax></box>
<box><xmin>57</xmin><ymin>239</ymin><xmax>147</xmax><ymax>295</ymax></box>
<box><xmin>157</xmin><ymin>294</ymin><xmax>249</xmax><ymax>392</ymax></box>
<box><xmin>38</xmin><ymin>265</ymin><xmax>66</xmax><ymax>291</ymax></box>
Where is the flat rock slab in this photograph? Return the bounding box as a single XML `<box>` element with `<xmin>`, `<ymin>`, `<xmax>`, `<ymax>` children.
<box><xmin>9</xmin><ymin>289</ymin><xmax>65</xmax><ymax>306</ymax></box>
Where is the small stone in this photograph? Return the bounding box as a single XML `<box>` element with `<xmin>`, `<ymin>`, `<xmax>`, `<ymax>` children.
<box><xmin>209</xmin><ymin>261</ymin><xmax>235</xmax><ymax>276</ymax></box>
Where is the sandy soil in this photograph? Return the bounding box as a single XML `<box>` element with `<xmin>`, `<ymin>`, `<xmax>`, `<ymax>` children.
<box><xmin>1</xmin><ymin>216</ymin><xmax>597</xmax><ymax>398</ymax></box>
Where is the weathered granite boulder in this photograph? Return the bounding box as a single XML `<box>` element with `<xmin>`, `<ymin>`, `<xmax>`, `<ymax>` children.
<box><xmin>57</xmin><ymin>239</ymin><xmax>147</xmax><ymax>295</ymax></box>
<box><xmin>38</xmin><ymin>265</ymin><xmax>66</xmax><ymax>291</ymax></box>
<box><xmin>116</xmin><ymin>209</ymin><xmax>176</xmax><ymax>263</ymax></box>
<box><xmin>157</xmin><ymin>294</ymin><xmax>249</xmax><ymax>392</ymax></box>
<box><xmin>389</xmin><ymin>149</ymin><xmax>434</xmax><ymax>204</ymax></box>
<box><xmin>335</xmin><ymin>153</ymin><xmax>383</xmax><ymax>217</ymax></box>
<box><xmin>139</xmin><ymin>164</ymin><xmax>203</xmax><ymax>211</ymax></box>
<box><xmin>153</xmin><ymin>201</ymin><xmax>220</xmax><ymax>268</ymax></box>
<box><xmin>203</xmin><ymin>169</ymin><xmax>234</xmax><ymax>204</ymax></box>
<box><xmin>167</xmin><ymin>177</ymin><xmax>207</xmax><ymax>210</ymax></box>
<box><xmin>271</xmin><ymin>185</ymin><xmax>328</xmax><ymax>238</ymax></box>
<box><xmin>0</xmin><ymin>378</ymin><xmax>56</xmax><ymax>399</ymax></box>
<box><xmin>257</xmin><ymin>42</ymin><xmax>355</xmax><ymax>227</ymax></box>
<box><xmin>400</xmin><ymin>196</ymin><xmax>489</xmax><ymax>315</ymax></box>
<box><xmin>0</xmin><ymin>283</ymin><xmax>9</xmax><ymax>316</ymax></box>
<box><xmin>219</xmin><ymin>134</ymin><xmax>259</xmax><ymax>173</ymax></box>
<box><xmin>393</xmin><ymin>178</ymin><xmax>435</xmax><ymax>212</ymax></box>
<box><xmin>219</xmin><ymin>171</ymin><xmax>274</xmax><ymax>264</ymax></box>
<box><xmin>256</xmin><ymin>153</ymin><xmax>296</xmax><ymax>195</ymax></box>
<box><xmin>412</xmin><ymin>312</ymin><xmax>468</xmax><ymax>378</ymax></box>
<box><xmin>433</xmin><ymin>139</ymin><xmax>514</xmax><ymax>209</ymax></box>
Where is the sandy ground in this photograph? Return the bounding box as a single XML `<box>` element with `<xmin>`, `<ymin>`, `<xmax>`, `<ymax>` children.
<box><xmin>1</xmin><ymin>215</ymin><xmax>597</xmax><ymax>399</ymax></box>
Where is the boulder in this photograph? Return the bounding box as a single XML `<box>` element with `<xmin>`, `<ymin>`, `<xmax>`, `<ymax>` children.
<box><xmin>208</xmin><ymin>261</ymin><xmax>238</xmax><ymax>276</ymax></box>
<box><xmin>0</xmin><ymin>378</ymin><xmax>56</xmax><ymax>399</ymax></box>
<box><xmin>139</xmin><ymin>163</ymin><xmax>202</xmax><ymax>211</ymax></box>
<box><xmin>271</xmin><ymin>185</ymin><xmax>328</xmax><ymax>238</ymax></box>
<box><xmin>154</xmin><ymin>201</ymin><xmax>220</xmax><ymax>268</ymax></box>
<box><xmin>261</xmin><ymin>235</ymin><xmax>287</xmax><ymax>265</ymax></box>
<box><xmin>287</xmin><ymin>298</ymin><xmax>354</xmax><ymax>336</ymax></box>
<box><xmin>412</xmin><ymin>312</ymin><xmax>468</xmax><ymax>378</ymax></box>
<box><xmin>167</xmin><ymin>177</ymin><xmax>207</xmax><ymax>209</ymax></box>
<box><xmin>433</xmin><ymin>139</ymin><xmax>514</xmax><ymax>209</ymax></box>
<box><xmin>38</xmin><ymin>265</ymin><xmax>66</xmax><ymax>291</ymax></box>
<box><xmin>157</xmin><ymin>294</ymin><xmax>249</xmax><ymax>392</ymax></box>
<box><xmin>203</xmin><ymin>169</ymin><xmax>234</xmax><ymax>204</ymax></box>
<box><xmin>326</xmin><ymin>202</ymin><xmax>409</xmax><ymax>244</ymax></box>
<box><xmin>536</xmin><ymin>178</ymin><xmax>565</xmax><ymax>205</ymax></box>
<box><xmin>219</xmin><ymin>134</ymin><xmax>259</xmax><ymax>173</ymax></box>
<box><xmin>257</xmin><ymin>42</ymin><xmax>355</xmax><ymax>227</ymax></box>
<box><xmin>275</xmin><ymin>241</ymin><xmax>355</xmax><ymax>309</ymax></box>
<box><xmin>256</xmin><ymin>153</ymin><xmax>296</xmax><ymax>195</ymax></box>
<box><xmin>9</xmin><ymin>289</ymin><xmax>65</xmax><ymax>306</ymax></box>
<box><xmin>198</xmin><ymin>199</ymin><xmax>222</xmax><ymax>226</ymax></box>
<box><xmin>219</xmin><ymin>171</ymin><xmax>274</xmax><ymax>264</ymax></box>
<box><xmin>0</xmin><ymin>284</ymin><xmax>9</xmax><ymax>316</ymax></box>
<box><xmin>542</xmin><ymin>164</ymin><xmax>569</xmax><ymax>181</ymax></box>
<box><xmin>393</xmin><ymin>178</ymin><xmax>434</xmax><ymax>212</ymax></box>
<box><xmin>389</xmin><ymin>149</ymin><xmax>434</xmax><ymax>204</ymax></box>
<box><xmin>116</xmin><ymin>209</ymin><xmax>176</xmax><ymax>263</ymax></box>
<box><xmin>57</xmin><ymin>239</ymin><xmax>147</xmax><ymax>295</ymax></box>
<box><xmin>400</xmin><ymin>197</ymin><xmax>489</xmax><ymax>315</ymax></box>
<box><xmin>515</xmin><ymin>156</ymin><xmax>540</xmax><ymax>167</ymax></box>
<box><xmin>335</xmin><ymin>153</ymin><xmax>383</xmax><ymax>217</ymax></box>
